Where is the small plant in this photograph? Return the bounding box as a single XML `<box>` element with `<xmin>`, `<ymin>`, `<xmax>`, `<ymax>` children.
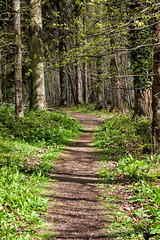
<box><xmin>0</xmin><ymin>105</ymin><xmax>82</xmax><ymax>239</ymax></box>
<box><xmin>62</xmin><ymin>103</ymin><xmax>97</xmax><ymax>113</ymax></box>
<box><xmin>96</xmin><ymin>112</ymin><xmax>160</xmax><ymax>239</ymax></box>
<box><xmin>0</xmin><ymin>105</ymin><xmax>82</xmax><ymax>147</ymax></box>
<box><xmin>95</xmin><ymin>114</ymin><xmax>151</xmax><ymax>158</ymax></box>
<box><xmin>0</xmin><ymin>166</ymin><xmax>47</xmax><ymax>239</ymax></box>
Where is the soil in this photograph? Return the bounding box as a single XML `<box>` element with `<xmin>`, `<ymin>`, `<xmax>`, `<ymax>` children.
<box><xmin>41</xmin><ymin>112</ymin><xmax>111</xmax><ymax>240</ymax></box>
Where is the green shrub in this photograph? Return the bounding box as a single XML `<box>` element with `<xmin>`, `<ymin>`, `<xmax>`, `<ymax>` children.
<box><xmin>0</xmin><ymin>105</ymin><xmax>82</xmax><ymax>239</ymax></box>
<box><xmin>95</xmin><ymin>114</ymin><xmax>151</xmax><ymax>158</ymax></box>
<box><xmin>0</xmin><ymin>106</ymin><xmax>81</xmax><ymax>146</ymax></box>
<box><xmin>96</xmin><ymin>113</ymin><xmax>160</xmax><ymax>239</ymax></box>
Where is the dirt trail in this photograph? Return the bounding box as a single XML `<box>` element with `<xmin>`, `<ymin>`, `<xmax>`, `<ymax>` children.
<box><xmin>42</xmin><ymin>112</ymin><xmax>110</xmax><ymax>239</ymax></box>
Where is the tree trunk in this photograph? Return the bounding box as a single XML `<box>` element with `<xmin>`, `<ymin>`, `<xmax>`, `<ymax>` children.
<box><xmin>134</xmin><ymin>88</ymin><xmax>147</xmax><ymax>116</ymax></box>
<box><xmin>75</xmin><ymin>3</ymin><xmax>83</xmax><ymax>105</ymax></box>
<box><xmin>121</xmin><ymin>53</ymin><xmax>134</xmax><ymax>109</ymax></box>
<box><xmin>82</xmin><ymin>2</ymin><xmax>88</xmax><ymax>104</ymax></box>
<box><xmin>67</xmin><ymin>67</ymin><xmax>76</xmax><ymax>104</ymax></box>
<box><xmin>0</xmin><ymin>51</ymin><xmax>2</xmax><ymax>104</ymax></box>
<box><xmin>59</xmin><ymin>63</ymin><xmax>66</xmax><ymax>106</ymax></box>
<box><xmin>83</xmin><ymin>61</ymin><xmax>88</xmax><ymax>103</ymax></box>
<box><xmin>75</xmin><ymin>58</ymin><xmax>83</xmax><ymax>104</ymax></box>
<box><xmin>29</xmin><ymin>0</ymin><xmax>45</xmax><ymax>110</ymax></box>
<box><xmin>56</xmin><ymin>0</ymin><xmax>67</xmax><ymax>106</ymax></box>
<box><xmin>13</xmin><ymin>0</ymin><xmax>24</xmax><ymax>117</ymax></box>
<box><xmin>110</xmin><ymin>56</ymin><xmax>124</xmax><ymax>113</ymax></box>
<box><xmin>110</xmin><ymin>78</ymin><xmax>124</xmax><ymax>113</ymax></box>
<box><xmin>96</xmin><ymin>57</ymin><xmax>105</xmax><ymax>110</ymax></box>
<box><xmin>128</xmin><ymin>7</ymin><xmax>151</xmax><ymax>117</ymax></box>
<box><xmin>152</xmin><ymin>19</ymin><xmax>160</xmax><ymax>139</ymax></box>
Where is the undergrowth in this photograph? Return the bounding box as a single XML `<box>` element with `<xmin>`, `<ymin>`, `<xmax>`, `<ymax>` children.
<box><xmin>61</xmin><ymin>103</ymin><xmax>98</xmax><ymax>113</ymax></box>
<box><xmin>0</xmin><ymin>105</ymin><xmax>81</xmax><ymax>239</ymax></box>
<box><xmin>96</xmin><ymin>113</ymin><xmax>160</xmax><ymax>240</ymax></box>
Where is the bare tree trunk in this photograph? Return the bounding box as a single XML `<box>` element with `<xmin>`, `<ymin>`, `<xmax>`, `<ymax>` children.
<box><xmin>29</xmin><ymin>0</ymin><xmax>45</xmax><ymax>110</ymax></box>
<box><xmin>134</xmin><ymin>88</ymin><xmax>148</xmax><ymax>117</ymax></box>
<box><xmin>82</xmin><ymin>2</ymin><xmax>88</xmax><ymax>104</ymax></box>
<box><xmin>75</xmin><ymin>58</ymin><xmax>83</xmax><ymax>104</ymax></box>
<box><xmin>83</xmin><ymin>61</ymin><xmax>88</xmax><ymax>103</ymax></box>
<box><xmin>56</xmin><ymin>0</ymin><xmax>67</xmax><ymax>106</ymax></box>
<box><xmin>129</xmin><ymin>16</ymin><xmax>150</xmax><ymax>117</ymax></box>
<box><xmin>0</xmin><ymin>51</ymin><xmax>2</xmax><ymax>104</ymax></box>
<box><xmin>88</xmin><ymin>60</ymin><xmax>95</xmax><ymax>103</ymax></box>
<box><xmin>96</xmin><ymin>57</ymin><xmax>105</xmax><ymax>109</ymax></box>
<box><xmin>75</xmin><ymin>3</ymin><xmax>83</xmax><ymax>105</ymax></box>
<box><xmin>75</xmin><ymin>22</ymin><xmax>83</xmax><ymax>104</ymax></box>
<box><xmin>67</xmin><ymin>67</ymin><xmax>76</xmax><ymax>104</ymax></box>
<box><xmin>110</xmin><ymin>55</ymin><xmax>124</xmax><ymax>113</ymax></box>
<box><xmin>121</xmin><ymin>53</ymin><xmax>134</xmax><ymax>109</ymax></box>
<box><xmin>152</xmin><ymin>19</ymin><xmax>160</xmax><ymax>139</ymax></box>
<box><xmin>115</xmin><ymin>53</ymin><xmax>124</xmax><ymax>112</ymax></box>
<box><xmin>59</xmin><ymin>63</ymin><xmax>66</xmax><ymax>105</ymax></box>
<box><xmin>59</xmin><ymin>31</ymin><xmax>66</xmax><ymax>106</ymax></box>
<box><xmin>13</xmin><ymin>0</ymin><xmax>24</xmax><ymax>117</ymax></box>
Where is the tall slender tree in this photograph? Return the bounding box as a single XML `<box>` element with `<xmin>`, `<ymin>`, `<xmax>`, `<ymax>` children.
<box><xmin>128</xmin><ymin>1</ymin><xmax>153</xmax><ymax>117</ymax></box>
<box><xmin>0</xmin><ymin>51</ymin><xmax>2</xmax><ymax>104</ymax></box>
<box><xmin>110</xmin><ymin>54</ymin><xmax>124</xmax><ymax>113</ymax></box>
<box><xmin>55</xmin><ymin>0</ymin><xmax>67</xmax><ymax>106</ymax></box>
<box><xmin>152</xmin><ymin>14</ymin><xmax>160</xmax><ymax>139</ymax></box>
<box><xmin>13</xmin><ymin>0</ymin><xmax>24</xmax><ymax>117</ymax></box>
<box><xmin>82</xmin><ymin>0</ymin><xmax>88</xmax><ymax>103</ymax></box>
<box><xmin>29</xmin><ymin>0</ymin><xmax>45</xmax><ymax>109</ymax></box>
<box><xmin>96</xmin><ymin>56</ymin><xmax>105</xmax><ymax>109</ymax></box>
<box><xmin>75</xmin><ymin>1</ymin><xmax>83</xmax><ymax>105</ymax></box>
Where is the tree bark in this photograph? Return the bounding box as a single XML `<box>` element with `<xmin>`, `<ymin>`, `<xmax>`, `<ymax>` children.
<box><xmin>110</xmin><ymin>55</ymin><xmax>124</xmax><ymax>113</ymax></box>
<box><xmin>13</xmin><ymin>0</ymin><xmax>24</xmax><ymax>117</ymax></box>
<box><xmin>83</xmin><ymin>61</ymin><xmax>88</xmax><ymax>103</ymax></box>
<box><xmin>152</xmin><ymin>18</ymin><xmax>160</xmax><ymax>139</ymax></box>
<box><xmin>56</xmin><ymin>0</ymin><xmax>67</xmax><ymax>106</ymax></box>
<box><xmin>82</xmin><ymin>2</ymin><xmax>88</xmax><ymax>104</ymax></box>
<box><xmin>67</xmin><ymin>67</ymin><xmax>76</xmax><ymax>104</ymax></box>
<box><xmin>0</xmin><ymin>51</ymin><xmax>2</xmax><ymax>104</ymax></box>
<box><xmin>29</xmin><ymin>0</ymin><xmax>45</xmax><ymax>110</ymax></box>
<box><xmin>134</xmin><ymin>88</ymin><xmax>148</xmax><ymax>117</ymax></box>
<box><xmin>75</xmin><ymin>58</ymin><xmax>83</xmax><ymax>104</ymax></box>
<box><xmin>96</xmin><ymin>57</ymin><xmax>105</xmax><ymax>110</ymax></box>
<box><xmin>129</xmin><ymin>14</ymin><xmax>151</xmax><ymax>116</ymax></box>
<box><xmin>75</xmin><ymin>3</ymin><xmax>83</xmax><ymax>105</ymax></box>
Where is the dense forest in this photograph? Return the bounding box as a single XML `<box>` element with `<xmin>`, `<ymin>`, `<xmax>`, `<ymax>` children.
<box><xmin>0</xmin><ymin>0</ymin><xmax>160</xmax><ymax>239</ymax></box>
<box><xmin>0</xmin><ymin>0</ymin><xmax>160</xmax><ymax>135</ymax></box>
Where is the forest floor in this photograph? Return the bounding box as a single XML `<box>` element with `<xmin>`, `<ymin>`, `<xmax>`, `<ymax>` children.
<box><xmin>40</xmin><ymin>111</ymin><xmax>112</xmax><ymax>239</ymax></box>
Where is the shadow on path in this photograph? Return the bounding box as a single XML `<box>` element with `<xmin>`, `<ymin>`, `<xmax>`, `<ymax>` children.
<box><xmin>40</xmin><ymin>112</ymin><xmax>110</xmax><ymax>240</ymax></box>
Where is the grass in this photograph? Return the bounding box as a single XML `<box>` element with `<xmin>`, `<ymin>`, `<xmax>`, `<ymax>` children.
<box><xmin>0</xmin><ymin>105</ymin><xmax>82</xmax><ymax>239</ymax></box>
<box><xmin>95</xmin><ymin>112</ymin><xmax>160</xmax><ymax>239</ymax></box>
<box><xmin>0</xmin><ymin>166</ymin><xmax>47</xmax><ymax>239</ymax></box>
<box><xmin>60</xmin><ymin>103</ymin><xmax>99</xmax><ymax>114</ymax></box>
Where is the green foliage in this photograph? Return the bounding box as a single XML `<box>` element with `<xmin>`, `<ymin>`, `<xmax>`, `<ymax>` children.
<box><xmin>96</xmin><ymin>113</ymin><xmax>160</xmax><ymax>239</ymax></box>
<box><xmin>0</xmin><ymin>105</ymin><xmax>81</xmax><ymax>146</ymax></box>
<box><xmin>0</xmin><ymin>166</ymin><xmax>47</xmax><ymax>239</ymax></box>
<box><xmin>0</xmin><ymin>138</ymin><xmax>60</xmax><ymax>175</ymax></box>
<box><xmin>0</xmin><ymin>105</ymin><xmax>82</xmax><ymax>239</ymax></box>
<box><xmin>64</xmin><ymin>103</ymin><xmax>97</xmax><ymax>113</ymax></box>
<box><xmin>130</xmin><ymin>180</ymin><xmax>160</xmax><ymax>237</ymax></box>
<box><xmin>95</xmin><ymin>114</ymin><xmax>151</xmax><ymax>159</ymax></box>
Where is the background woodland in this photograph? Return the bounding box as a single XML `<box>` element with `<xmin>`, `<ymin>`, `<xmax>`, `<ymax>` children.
<box><xmin>0</xmin><ymin>0</ymin><xmax>160</xmax><ymax>135</ymax></box>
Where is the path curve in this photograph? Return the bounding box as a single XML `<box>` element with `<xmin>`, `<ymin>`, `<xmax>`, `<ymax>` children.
<box><xmin>42</xmin><ymin>112</ymin><xmax>109</xmax><ymax>239</ymax></box>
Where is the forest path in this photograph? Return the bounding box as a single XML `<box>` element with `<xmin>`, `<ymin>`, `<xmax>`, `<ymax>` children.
<box><xmin>41</xmin><ymin>112</ymin><xmax>110</xmax><ymax>239</ymax></box>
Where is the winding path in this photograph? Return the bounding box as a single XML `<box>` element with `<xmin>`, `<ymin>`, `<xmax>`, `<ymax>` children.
<box><xmin>42</xmin><ymin>112</ymin><xmax>110</xmax><ymax>239</ymax></box>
